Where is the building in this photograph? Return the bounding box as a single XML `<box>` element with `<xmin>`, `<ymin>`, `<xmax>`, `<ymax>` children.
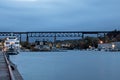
<box><xmin>112</xmin><ymin>42</ymin><xmax>120</xmax><ymax>51</ymax></box>
<box><xmin>98</xmin><ymin>42</ymin><xmax>120</xmax><ymax>51</ymax></box>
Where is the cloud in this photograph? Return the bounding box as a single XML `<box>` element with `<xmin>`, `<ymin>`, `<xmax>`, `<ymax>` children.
<box><xmin>0</xmin><ymin>0</ymin><xmax>120</xmax><ymax>31</ymax></box>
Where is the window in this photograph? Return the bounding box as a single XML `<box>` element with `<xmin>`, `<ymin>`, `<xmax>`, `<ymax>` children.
<box><xmin>9</xmin><ymin>37</ymin><xmax>16</xmax><ymax>39</ymax></box>
<box><xmin>6</xmin><ymin>42</ymin><xmax>10</xmax><ymax>44</ymax></box>
<box><xmin>15</xmin><ymin>42</ymin><xmax>19</xmax><ymax>44</ymax></box>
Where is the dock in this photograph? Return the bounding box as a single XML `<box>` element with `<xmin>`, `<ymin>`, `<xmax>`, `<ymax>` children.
<box><xmin>0</xmin><ymin>51</ymin><xmax>23</xmax><ymax>80</ymax></box>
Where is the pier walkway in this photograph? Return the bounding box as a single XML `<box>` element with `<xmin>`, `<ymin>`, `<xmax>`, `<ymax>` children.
<box><xmin>0</xmin><ymin>51</ymin><xmax>23</xmax><ymax>80</ymax></box>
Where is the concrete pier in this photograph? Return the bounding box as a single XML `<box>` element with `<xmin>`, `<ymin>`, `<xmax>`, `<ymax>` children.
<box><xmin>0</xmin><ymin>52</ymin><xmax>23</xmax><ymax>80</ymax></box>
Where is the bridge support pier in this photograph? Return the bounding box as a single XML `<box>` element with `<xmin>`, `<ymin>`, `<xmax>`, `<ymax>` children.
<box><xmin>82</xmin><ymin>33</ymin><xmax>84</xmax><ymax>39</ymax></box>
<box><xmin>53</xmin><ymin>34</ymin><xmax>56</xmax><ymax>48</ymax></box>
<box><xmin>26</xmin><ymin>33</ymin><xmax>29</xmax><ymax>45</ymax></box>
<box><xmin>19</xmin><ymin>34</ymin><xmax>22</xmax><ymax>44</ymax></box>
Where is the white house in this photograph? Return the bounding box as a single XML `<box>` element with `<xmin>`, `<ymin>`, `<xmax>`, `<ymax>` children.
<box><xmin>98</xmin><ymin>42</ymin><xmax>120</xmax><ymax>51</ymax></box>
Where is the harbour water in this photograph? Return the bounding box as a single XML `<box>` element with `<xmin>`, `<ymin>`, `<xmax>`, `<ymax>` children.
<box><xmin>10</xmin><ymin>50</ymin><xmax>120</xmax><ymax>80</ymax></box>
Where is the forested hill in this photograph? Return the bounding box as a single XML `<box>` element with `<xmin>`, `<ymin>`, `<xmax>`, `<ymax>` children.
<box><xmin>106</xmin><ymin>30</ymin><xmax>120</xmax><ymax>42</ymax></box>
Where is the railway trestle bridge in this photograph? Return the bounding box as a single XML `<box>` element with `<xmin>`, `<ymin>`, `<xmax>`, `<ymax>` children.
<box><xmin>0</xmin><ymin>31</ymin><xmax>119</xmax><ymax>44</ymax></box>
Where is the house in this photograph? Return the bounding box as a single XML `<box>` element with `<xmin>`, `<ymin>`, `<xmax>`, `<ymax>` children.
<box><xmin>98</xmin><ymin>42</ymin><xmax>120</xmax><ymax>51</ymax></box>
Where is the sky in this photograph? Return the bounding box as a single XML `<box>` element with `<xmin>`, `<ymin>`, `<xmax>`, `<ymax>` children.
<box><xmin>0</xmin><ymin>0</ymin><xmax>120</xmax><ymax>31</ymax></box>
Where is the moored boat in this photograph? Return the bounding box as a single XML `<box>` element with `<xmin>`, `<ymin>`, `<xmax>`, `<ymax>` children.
<box><xmin>3</xmin><ymin>36</ymin><xmax>20</xmax><ymax>55</ymax></box>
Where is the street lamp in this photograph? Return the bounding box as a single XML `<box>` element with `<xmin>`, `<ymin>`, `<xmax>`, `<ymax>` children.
<box><xmin>112</xmin><ymin>44</ymin><xmax>115</xmax><ymax>49</ymax></box>
<box><xmin>100</xmin><ymin>40</ymin><xmax>103</xmax><ymax>44</ymax></box>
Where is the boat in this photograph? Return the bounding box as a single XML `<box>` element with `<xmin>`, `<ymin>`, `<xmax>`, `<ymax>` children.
<box><xmin>3</xmin><ymin>36</ymin><xmax>20</xmax><ymax>55</ymax></box>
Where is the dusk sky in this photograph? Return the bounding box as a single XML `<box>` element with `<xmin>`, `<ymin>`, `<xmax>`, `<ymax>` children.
<box><xmin>0</xmin><ymin>0</ymin><xmax>120</xmax><ymax>31</ymax></box>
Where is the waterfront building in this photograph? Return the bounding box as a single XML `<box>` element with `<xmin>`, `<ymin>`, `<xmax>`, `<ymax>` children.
<box><xmin>98</xmin><ymin>42</ymin><xmax>120</xmax><ymax>51</ymax></box>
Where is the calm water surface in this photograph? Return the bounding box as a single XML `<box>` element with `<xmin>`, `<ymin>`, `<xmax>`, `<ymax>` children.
<box><xmin>10</xmin><ymin>50</ymin><xmax>120</xmax><ymax>80</ymax></box>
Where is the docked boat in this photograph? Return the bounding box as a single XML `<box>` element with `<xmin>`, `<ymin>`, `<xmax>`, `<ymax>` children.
<box><xmin>3</xmin><ymin>36</ymin><xmax>20</xmax><ymax>55</ymax></box>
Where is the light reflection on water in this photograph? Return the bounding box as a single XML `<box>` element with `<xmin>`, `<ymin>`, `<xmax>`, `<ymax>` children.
<box><xmin>10</xmin><ymin>50</ymin><xmax>120</xmax><ymax>80</ymax></box>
